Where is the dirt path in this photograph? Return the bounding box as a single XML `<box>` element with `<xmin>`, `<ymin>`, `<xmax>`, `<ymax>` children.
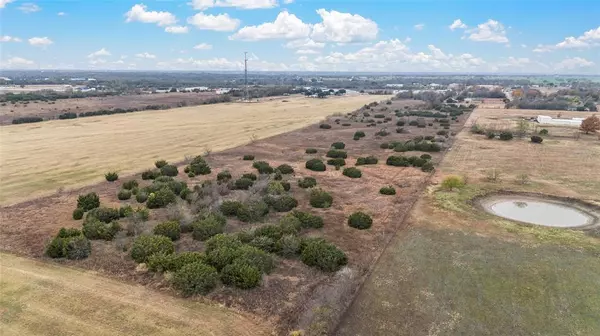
<box><xmin>0</xmin><ymin>253</ymin><xmax>270</xmax><ymax>336</ymax></box>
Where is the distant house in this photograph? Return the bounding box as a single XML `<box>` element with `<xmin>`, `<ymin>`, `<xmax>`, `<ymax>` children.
<box><xmin>537</xmin><ymin>115</ymin><xmax>584</xmax><ymax>127</ymax></box>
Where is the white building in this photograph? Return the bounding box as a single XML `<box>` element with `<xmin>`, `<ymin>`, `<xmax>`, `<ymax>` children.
<box><xmin>537</xmin><ymin>115</ymin><xmax>584</xmax><ymax>127</ymax></box>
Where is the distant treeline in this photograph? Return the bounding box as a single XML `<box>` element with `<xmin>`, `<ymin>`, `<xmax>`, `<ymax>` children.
<box><xmin>1</xmin><ymin>91</ymin><xmax>117</xmax><ymax>103</ymax></box>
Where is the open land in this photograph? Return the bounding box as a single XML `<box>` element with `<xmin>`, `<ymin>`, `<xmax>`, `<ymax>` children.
<box><xmin>0</xmin><ymin>95</ymin><xmax>386</xmax><ymax>205</ymax></box>
<box><xmin>0</xmin><ymin>96</ymin><xmax>457</xmax><ymax>334</ymax></box>
<box><xmin>0</xmin><ymin>253</ymin><xmax>269</xmax><ymax>336</ymax></box>
<box><xmin>337</xmin><ymin>103</ymin><xmax>600</xmax><ymax>335</ymax></box>
<box><xmin>0</xmin><ymin>91</ymin><xmax>219</xmax><ymax>124</ymax></box>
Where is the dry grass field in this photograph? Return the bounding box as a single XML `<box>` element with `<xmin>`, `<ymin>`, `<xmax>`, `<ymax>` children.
<box><xmin>0</xmin><ymin>95</ymin><xmax>384</xmax><ymax>205</ymax></box>
<box><xmin>0</xmin><ymin>253</ymin><xmax>269</xmax><ymax>336</ymax></box>
<box><xmin>337</xmin><ymin>104</ymin><xmax>600</xmax><ymax>336</ymax></box>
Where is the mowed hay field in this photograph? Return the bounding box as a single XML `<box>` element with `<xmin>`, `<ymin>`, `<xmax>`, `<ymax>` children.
<box><xmin>0</xmin><ymin>95</ymin><xmax>384</xmax><ymax>205</ymax></box>
<box><xmin>337</xmin><ymin>104</ymin><xmax>600</xmax><ymax>336</ymax></box>
<box><xmin>0</xmin><ymin>253</ymin><xmax>269</xmax><ymax>336</ymax></box>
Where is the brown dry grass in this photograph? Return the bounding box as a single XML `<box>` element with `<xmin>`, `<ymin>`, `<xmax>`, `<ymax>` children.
<box><xmin>0</xmin><ymin>252</ymin><xmax>270</xmax><ymax>336</ymax></box>
<box><xmin>0</xmin><ymin>95</ymin><xmax>386</xmax><ymax>205</ymax></box>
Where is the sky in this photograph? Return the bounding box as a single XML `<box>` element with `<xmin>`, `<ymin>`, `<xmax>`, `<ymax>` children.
<box><xmin>1</xmin><ymin>0</ymin><xmax>599</xmax><ymax>74</ymax></box>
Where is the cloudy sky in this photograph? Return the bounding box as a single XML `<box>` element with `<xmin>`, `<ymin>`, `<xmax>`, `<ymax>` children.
<box><xmin>1</xmin><ymin>0</ymin><xmax>599</xmax><ymax>73</ymax></box>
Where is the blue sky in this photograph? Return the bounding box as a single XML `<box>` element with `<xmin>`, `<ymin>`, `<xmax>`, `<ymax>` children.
<box><xmin>1</xmin><ymin>0</ymin><xmax>599</xmax><ymax>73</ymax></box>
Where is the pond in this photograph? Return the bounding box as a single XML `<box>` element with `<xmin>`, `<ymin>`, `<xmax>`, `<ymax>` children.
<box><xmin>479</xmin><ymin>194</ymin><xmax>598</xmax><ymax>228</ymax></box>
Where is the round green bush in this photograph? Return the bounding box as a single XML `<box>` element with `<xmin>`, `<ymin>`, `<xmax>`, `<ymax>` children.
<box><xmin>309</xmin><ymin>189</ymin><xmax>333</xmax><ymax>208</ymax></box>
<box><xmin>119</xmin><ymin>205</ymin><xmax>133</xmax><ymax>218</ymax></box>
<box><xmin>141</xmin><ymin>169</ymin><xmax>161</xmax><ymax>180</ymax></box>
<box><xmin>420</xmin><ymin>154</ymin><xmax>432</xmax><ymax>160</ymax></box>
<box><xmin>130</xmin><ymin>234</ymin><xmax>175</xmax><ymax>263</ymax></box>
<box><xmin>326</xmin><ymin>149</ymin><xmax>348</xmax><ymax>159</ymax></box>
<box><xmin>192</xmin><ymin>217</ymin><xmax>225</xmax><ymax>241</ymax></box>
<box><xmin>243</xmin><ymin>155</ymin><xmax>255</xmax><ymax>160</ymax></box>
<box><xmin>531</xmin><ymin>135</ymin><xmax>543</xmax><ymax>143</ymax></box>
<box><xmin>539</xmin><ymin>129</ymin><xmax>549</xmax><ymax>135</ymax></box>
<box><xmin>117</xmin><ymin>189</ymin><xmax>132</xmax><ymax>200</ymax></box>
<box><xmin>105</xmin><ymin>172</ymin><xmax>118</xmax><ymax>182</ymax></box>
<box><xmin>499</xmin><ymin>131</ymin><xmax>514</xmax><ymax>141</ymax></box>
<box><xmin>216</xmin><ymin>170</ymin><xmax>232</xmax><ymax>183</ymax></box>
<box><xmin>342</xmin><ymin>167</ymin><xmax>362</xmax><ymax>178</ymax></box>
<box><xmin>421</xmin><ymin>162</ymin><xmax>435</xmax><ymax>172</ymax></box>
<box><xmin>267</xmin><ymin>181</ymin><xmax>285</xmax><ymax>195</ymax></box>
<box><xmin>396</xmin><ymin>120</ymin><xmax>406</xmax><ymax>126</ymax></box>
<box><xmin>172</xmin><ymin>262</ymin><xmax>219</xmax><ymax>296</ymax></box>
<box><xmin>136</xmin><ymin>192</ymin><xmax>148</xmax><ymax>203</ymax></box>
<box><xmin>220</xmin><ymin>200</ymin><xmax>243</xmax><ymax>216</ymax></box>
<box><xmin>82</xmin><ymin>217</ymin><xmax>121</xmax><ymax>240</ymax></box>
<box><xmin>160</xmin><ymin>164</ymin><xmax>179</xmax><ymax>177</ymax></box>
<box><xmin>386</xmin><ymin>155</ymin><xmax>410</xmax><ymax>167</ymax></box>
<box><xmin>155</xmin><ymin>160</ymin><xmax>168</xmax><ymax>169</ymax></box>
<box><xmin>486</xmin><ymin>131</ymin><xmax>496</xmax><ymax>139</ymax></box>
<box><xmin>327</xmin><ymin>158</ymin><xmax>346</xmax><ymax>167</ymax></box>
<box><xmin>77</xmin><ymin>192</ymin><xmax>100</xmax><ymax>211</ymax></box>
<box><xmin>380</xmin><ymin>143</ymin><xmax>389</xmax><ymax>149</ymax></box>
<box><xmin>298</xmin><ymin>177</ymin><xmax>317</xmax><ymax>188</ymax></box>
<box><xmin>153</xmin><ymin>221</ymin><xmax>181</xmax><ymax>241</ymax></box>
<box><xmin>122</xmin><ymin>180</ymin><xmax>138</xmax><ymax>190</ymax></box>
<box><xmin>147</xmin><ymin>251</ymin><xmax>208</xmax><ymax>273</ymax></box>
<box><xmin>252</xmin><ymin>161</ymin><xmax>274</xmax><ymax>174</ymax></box>
<box><xmin>236</xmin><ymin>200</ymin><xmax>269</xmax><ymax>223</ymax></box>
<box><xmin>319</xmin><ymin>123</ymin><xmax>332</xmax><ymax>129</ymax></box>
<box><xmin>276</xmin><ymin>164</ymin><xmax>294</xmax><ymax>174</ymax></box>
<box><xmin>233</xmin><ymin>177</ymin><xmax>253</xmax><ymax>190</ymax></box>
<box><xmin>72</xmin><ymin>208</ymin><xmax>84</xmax><ymax>220</ymax></box>
<box><xmin>354</xmin><ymin>131</ymin><xmax>366</xmax><ymax>138</ymax></box>
<box><xmin>356</xmin><ymin>156</ymin><xmax>378</xmax><ymax>165</ymax></box>
<box><xmin>331</xmin><ymin>142</ymin><xmax>345</xmax><ymax>149</ymax></box>
<box><xmin>188</xmin><ymin>163</ymin><xmax>211</xmax><ymax>175</ymax></box>
<box><xmin>65</xmin><ymin>235</ymin><xmax>92</xmax><ymax>260</ymax></box>
<box><xmin>305</xmin><ymin>148</ymin><xmax>318</xmax><ymax>154</ymax></box>
<box><xmin>272</xmin><ymin>195</ymin><xmax>298</xmax><ymax>212</ymax></box>
<box><xmin>236</xmin><ymin>245</ymin><xmax>274</xmax><ymax>273</ymax></box>
<box><xmin>300</xmin><ymin>238</ymin><xmax>347</xmax><ymax>272</ymax></box>
<box><xmin>242</xmin><ymin>172</ymin><xmax>257</xmax><ymax>181</ymax></box>
<box><xmin>46</xmin><ymin>229</ymin><xmax>91</xmax><ymax>260</ymax></box>
<box><xmin>249</xmin><ymin>236</ymin><xmax>276</xmax><ymax>253</ymax></box>
<box><xmin>276</xmin><ymin>235</ymin><xmax>301</xmax><ymax>257</ymax></box>
<box><xmin>86</xmin><ymin>206</ymin><xmax>120</xmax><ymax>223</ymax></box>
<box><xmin>306</xmin><ymin>159</ymin><xmax>326</xmax><ymax>172</ymax></box>
<box><xmin>221</xmin><ymin>260</ymin><xmax>262</xmax><ymax>289</ymax></box>
<box><xmin>291</xmin><ymin>210</ymin><xmax>324</xmax><ymax>229</ymax></box>
<box><xmin>281</xmin><ymin>181</ymin><xmax>291</xmax><ymax>191</ymax></box>
<box><xmin>146</xmin><ymin>187</ymin><xmax>176</xmax><ymax>209</ymax></box>
<box><xmin>379</xmin><ymin>186</ymin><xmax>396</xmax><ymax>195</ymax></box>
<box><xmin>348</xmin><ymin>211</ymin><xmax>373</xmax><ymax>229</ymax></box>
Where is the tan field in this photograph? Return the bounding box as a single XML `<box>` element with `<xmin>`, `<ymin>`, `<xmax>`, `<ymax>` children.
<box><xmin>0</xmin><ymin>95</ymin><xmax>385</xmax><ymax>205</ymax></box>
<box><xmin>0</xmin><ymin>253</ymin><xmax>269</xmax><ymax>336</ymax></box>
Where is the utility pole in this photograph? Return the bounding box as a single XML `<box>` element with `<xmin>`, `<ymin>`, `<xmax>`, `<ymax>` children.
<box><xmin>244</xmin><ymin>52</ymin><xmax>248</xmax><ymax>101</ymax></box>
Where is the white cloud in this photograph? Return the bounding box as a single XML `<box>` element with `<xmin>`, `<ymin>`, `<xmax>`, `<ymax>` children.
<box><xmin>284</xmin><ymin>38</ymin><xmax>325</xmax><ymax>49</ymax></box>
<box><xmin>136</xmin><ymin>52</ymin><xmax>156</xmax><ymax>59</ymax></box>
<box><xmin>283</xmin><ymin>0</ymin><xmax>294</xmax><ymax>3</ymax></box>
<box><xmin>193</xmin><ymin>43</ymin><xmax>213</xmax><ymax>50</ymax></box>
<box><xmin>311</xmin><ymin>9</ymin><xmax>378</xmax><ymax>43</ymax></box>
<box><xmin>187</xmin><ymin>12</ymin><xmax>240</xmax><ymax>31</ymax></box>
<box><xmin>520</xmin><ymin>44</ymin><xmax>527</xmax><ymax>48</ymax></box>
<box><xmin>1</xmin><ymin>56</ymin><xmax>35</xmax><ymax>68</ymax></box>
<box><xmin>497</xmin><ymin>57</ymin><xmax>532</xmax><ymax>68</ymax></box>
<box><xmin>298</xmin><ymin>55</ymin><xmax>308</xmax><ymax>62</ymax></box>
<box><xmin>189</xmin><ymin>0</ymin><xmax>277</xmax><ymax>10</ymax></box>
<box><xmin>125</xmin><ymin>4</ymin><xmax>177</xmax><ymax>27</ymax></box>
<box><xmin>0</xmin><ymin>0</ymin><xmax>16</xmax><ymax>9</ymax></box>
<box><xmin>165</xmin><ymin>26</ymin><xmax>189</xmax><ymax>34</ymax></box>
<box><xmin>28</xmin><ymin>37</ymin><xmax>53</xmax><ymax>46</ymax></box>
<box><xmin>535</xmin><ymin>26</ymin><xmax>600</xmax><ymax>52</ymax></box>
<box><xmin>57</xmin><ymin>12</ymin><xmax>66</xmax><ymax>16</ymax></box>
<box><xmin>87</xmin><ymin>48</ymin><xmax>111</xmax><ymax>58</ymax></box>
<box><xmin>230</xmin><ymin>11</ymin><xmax>310</xmax><ymax>41</ymax></box>
<box><xmin>466</xmin><ymin>19</ymin><xmax>508</xmax><ymax>43</ymax></box>
<box><xmin>449</xmin><ymin>19</ymin><xmax>467</xmax><ymax>31</ymax></box>
<box><xmin>296</xmin><ymin>49</ymin><xmax>320</xmax><ymax>54</ymax></box>
<box><xmin>17</xmin><ymin>2</ymin><xmax>40</xmax><ymax>13</ymax></box>
<box><xmin>414</xmin><ymin>23</ymin><xmax>425</xmax><ymax>31</ymax></box>
<box><xmin>404</xmin><ymin>37</ymin><xmax>411</xmax><ymax>43</ymax></box>
<box><xmin>555</xmin><ymin>57</ymin><xmax>595</xmax><ymax>70</ymax></box>
<box><xmin>0</xmin><ymin>35</ymin><xmax>22</xmax><ymax>42</ymax></box>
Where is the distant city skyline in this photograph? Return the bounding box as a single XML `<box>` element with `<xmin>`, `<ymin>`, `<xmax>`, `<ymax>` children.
<box><xmin>1</xmin><ymin>0</ymin><xmax>599</xmax><ymax>74</ymax></box>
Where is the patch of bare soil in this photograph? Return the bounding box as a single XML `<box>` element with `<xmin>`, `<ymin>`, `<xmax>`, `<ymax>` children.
<box><xmin>0</xmin><ymin>99</ymin><xmax>469</xmax><ymax>334</ymax></box>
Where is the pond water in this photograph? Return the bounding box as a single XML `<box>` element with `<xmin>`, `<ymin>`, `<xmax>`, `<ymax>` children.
<box><xmin>481</xmin><ymin>196</ymin><xmax>595</xmax><ymax>228</ymax></box>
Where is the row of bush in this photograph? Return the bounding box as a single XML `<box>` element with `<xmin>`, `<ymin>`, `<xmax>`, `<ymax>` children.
<box><xmin>386</xmin><ymin>155</ymin><xmax>434</xmax><ymax>172</ymax></box>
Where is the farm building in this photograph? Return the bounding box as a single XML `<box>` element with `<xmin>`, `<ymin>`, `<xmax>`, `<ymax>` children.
<box><xmin>536</xmin><ymin>115</ymin><xmax>584</xmax><ymax>126</ymax></box>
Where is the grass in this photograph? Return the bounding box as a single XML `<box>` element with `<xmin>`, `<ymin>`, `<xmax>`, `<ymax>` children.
<box><xmin>0</xmin><ymin>95</ymin><xmax>382</xmax><ymax>205</ymax></box>
<box><xmin>338</xmin><ymin>228</ymin><xmax>600</xmax><ymax>336</ymax></box>
<box><xmin>0</xmin><ymin>253</ymin><xmax>269</xmax><ymax>336</ymax></box>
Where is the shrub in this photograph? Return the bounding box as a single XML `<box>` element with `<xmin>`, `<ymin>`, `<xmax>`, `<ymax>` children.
<box><xmin>153</xmin><ymin>221</ymin><xmax>181</xmax><ymax>241</ymax></box>
<box><xmin>353</xmin><ymin>135</ymin><xmax>360</xmax><ymax>141</ymax></box>
<box><xmin>342</xmin><ymin>167</ymin><xmax>362</xmax><ymax>178</ymax></box>
<box><xmin>206</xmin><ymin>246</ymin><xmax>242</xmax><ymax>270</ymax></box>
<box><xmin>309</xmin><ymin>189</ymin><xmax>333</xmax><ymax>208</ymax></box>
<box><xmin>136</xmin><ymin>192</ymin><xmax>148</xmax><ymax>203</ymax></box>
<box><xmin>249</xmin><ymin>236</ymin><xmax>276</xmax><ymax>253</ymax></box>
<box><xmin>356</xmin><ymin>156</ymin><xmax>378</xmax><ymax>165</ymax></box>
<box><xmin>380</xmin><ymin>143</ymin><xmax>389</xmax><ymax>149</ymax></box>
<box><xmin>141</xmin><ymin>169</ymin><xmax>161</xmax><ymax>180</ymax></box>
<box><xmin>234</xmin><ymin>177</ymin><xmax>254</xmax><ymax>190</ymax></box>
<box><xmin>105</xmin><ymin>172</ymin><xmax>118</xmax><ymax>182</ymax></box>
<box><xmin>130</xmin><ymin>234</ymin><xmax>175</xmax><ymax>263</ymax></box>
<box><xmin>72</xmin><ymin>208</ymin><xmax>84</xmax><ymax>220</ymax></box>
<box><xmin>396</xmin><ymin>127</ymin><xmax>405</xmax><ymax>133</ymax></box>
<box><xmin>441</xmin><ymin>175</ymin><xmax>465</xmax><ymax>190</ymax></box>
<box><xmin>122</xmin><ymin>180</ymin><xmax>138</xmax><ymax>190</ymax></box>
<box><xmin>437</xmin><ymin>130</ymin><xmax>448</xmax><ymax>136</ymax></box>
<box><xmin>298</xmin><ymin>177</ymin><xmax>317</xmax><ymax>188</ymax></box>
<box><xmin>87</xmin><ymin>206</ymin><xmax>120</xmax><ymax>223</ymax></box>
<box><xmin>379</xmin><ymin>186</ymin><xmax>396</xmax><ymax>195</ymax></box>
<box><xmin>117</xmin><ymin>189</ymin><xmax>132</xmax><ymax>200</ymax></box>
<box><xmin>217</xmin><ymin>170</ymin><xmax>232</xmax><ymax>183</ymax></box>
<box><xmin>147</xmin><ymin>251</ymin><xmax>207</xmax><ymax>273</ymax></box>
<box><xmin>319</xmin><ymin>123</ymin><xmax>332</xmax><ymax>129</ymax></box>
<box><xmin>486</xmin><ymin>131</ymin><xmax>496</xmax><ymax>139</ymax></box>
<box><xmin>243</xmin><ymin>155</ymin><xmax>255</xmax><ymax>160</ymax></box>
<box><xmin>348</xmin><ymin>211</ymin><xmax>373</xmax><ymax>230</ymax></box>
<box><xmin>331</xmin><ymin>142</ymin><xmax>345</xmax><ymax>149</ymax></box>
<box><xmin>221</xmin><ymin>260</ymin><xmax>262</xmax><ymax>289</ymax></box>
<box><xmin>146</xmin><ymin>187</ymin><xmax>176</xmax><ymax>209</ymax></box>
<box><xmin>192</xmin><ymin>217</ymin><xmax>225</xmax><ymax>241</ymax></box>
<box><xmin>386</xmin><ymin>156</ymin><xmax>410</xmax><ymax>167</ymax></box>
<box><xmin>119</xmin><ymin>205</ymin><xmax>133</xmax><ymax>218</ymax></box>
<box><xmin>46</xmin><ymin>229</ymin><xmax>91</xmax><ymax>260</ymax></box>
<box><xmin>277</xmin><ymin>164</ymin><xmax>294</xmax><ymax>174</ymax></box>
<box><xmin>291</xmin><ymin>210</ymin><xmax>324</xmax><ymax>229</ymax></box>
<box><xmin>155</xmin><ymin>160</ymin><xmax>168</xmax><ymax>168</ymax></box>
<box><xmin>236</xmin><ymin>245</ymin><xmax>274</xmax><ymax>273</ymax></box>
<box><xmin>420</xmin><ymin>154</ymin><xmax>432</xmax><ymax>160</ymax></box>
<box><xmin>354</xmin><ymin>131</ymin><xmax>366</xmax><ymax>138</ymax></box>
<box><xmin>276</xmin><ymin>235</ymin><xmax>301</xmax><ymax>257</ymax></box>
<box><xmin>421</xmin><ymin>162</ymin><xmax>435</xmax><ymax>172</ymax></box>
<box><xmin>272</xmin><ymin>195</ymin><xmax>298</xmax><ymax>212</ymax></box>
<box><xmin>499</xmin><ymin>131</ymin><xmax>514</xmax><ymax>141</ymax></box>
<box><xmin>221</xmin><ymin>200</ymin><xmax>244</xmax><ymax>216</ymax></box>
<box><xmin>375</xmin><ymin>129</ymin><xmax>390</xmax><ymax>136</ymax></box>
<box><xmin>300</xmin><ymin>238</ymin><xmax>347</xmax><ymax>272</ymax></box>
<box><xmin>188</xmin><ymin>163</ymin><xmax>211</xmax><ymax>175</ymax></box>
<box><xmin>82</xmin><ymin>217</ymin><xmax>120</xmax><ymax>240</ymax></box>
<box><xmin>172</xmin><ymin>262</ymin><xmax>219</xmax><ymax>296</ymax></box>
<box><xmin>326</xmin><ymin>149</ymin><xmax>348</xmax><ymax>159</ymax></box>
<box><xmin>77</xmin><ymin>192</ymin><xmax>100</xmax><ymax>211</ymax></box>
<box><xmin>160</xmin><ymin>164</ymin><xmax>179</xmax><ymax>177</ymax></box>
<box><xmin>531</xmin><ymin>135</ymin><xmax>543</xmax><ymax>143</ymax></box>
<box><xmin>236</xmin><ymin>200</ymin><xmax>269</xmax><ymax>222</ymax></box>
<box><xmin>396</xmin><ymin>120</ymin><xmax>406</xmax><ymax>126</ymax></box>
<box><xmin>306</xmin><ymin>159</ymin><xmax>326</xmax><ymax>172</ymax></box>
<box><xmin>305</xmin><ymin>148</ymin><xmax>318</xmax><ymax>154</ymax></box>
<box><xmin>342</xmin><ymin>123</ymin><xmax>351</xmax><ymax>126</ymax></box>
<box><xmin>281</xmin><ymin>181</ymin><xmax>291</xmax><ymax>191</ymax></box>
<box><xmin>267</xmin><ymin>181</ymin><xmax>285</xmax><ymax>195</ymax></box>
<box><xmin>409</xmin><ymin>120</ymin><xmax>419</xmax><ymax>126</ymax></box>
<box><xmin>327</xmin><ymin>158</ymin><xmax>346</xmax><ymax>167</ymax></box>
<box><xmin>539</xmin><ymin>129</ymin><xmax>549</xmax><ymax>135</ymax></box>
<box><xmin>252</xmin><ymin>161</ymin><xmax>274</xmax><ymax>174</ymax></box>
